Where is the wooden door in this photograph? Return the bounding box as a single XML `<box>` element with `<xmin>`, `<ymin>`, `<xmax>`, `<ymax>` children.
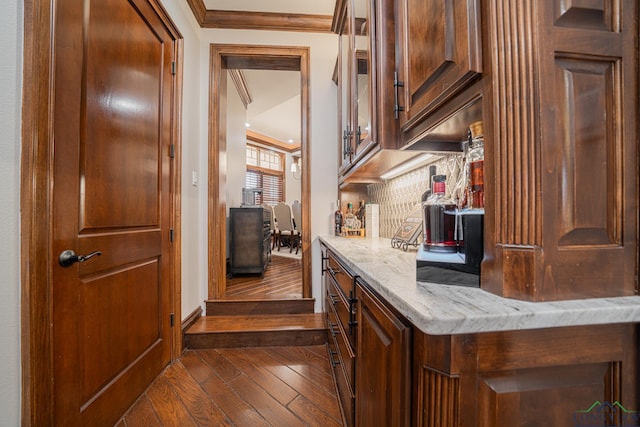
<box><xmin>51</xmin><ymin>0</ymin><xmax>175</xmax><ymax>425</ymax></box>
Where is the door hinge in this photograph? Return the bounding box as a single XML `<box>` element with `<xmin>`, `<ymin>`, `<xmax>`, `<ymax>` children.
<box><xmin>170</xmin><ymin>313</ymin><xmax>175</xmax><ymax>327</ymax></box>
<box><xmin>171</xmin><ymin>61</ymin><xmax>176</xmax><ymax>75</ymax></box>
<box><xmin>169</xmin><ymin>144</ymin><xmax>175</xmax><ymax>158</ymax></box>
<box><xmin>170</xmin><ymin>229</ymin><xmax>174</xmax><ymax>242</ymax></box>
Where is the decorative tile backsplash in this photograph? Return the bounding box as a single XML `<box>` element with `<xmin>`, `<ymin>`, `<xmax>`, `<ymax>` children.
<box><xmin>368</xmin><ymin>154</ymin><xmax>464</xmax><ymax>239</ymax></box>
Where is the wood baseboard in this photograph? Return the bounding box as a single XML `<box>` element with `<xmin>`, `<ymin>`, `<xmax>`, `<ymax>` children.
<box><xmin>181</xmin><ymin>306</ymin><xmax>203</xmax><ymax>351</ymax></box>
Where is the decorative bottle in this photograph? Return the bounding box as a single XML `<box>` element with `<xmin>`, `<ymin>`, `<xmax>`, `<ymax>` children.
<box><xmin>423</xmin><ymin>175</ymin><xmax>458</xmax><ymax>252</ymax></box>
<box><xmin>334</xmin><ymin>201</ymin><xmax>343</xmax><ymax>236</ymax></box>
<box><xmin>467</xmin><ymin>121</ymin><xmax>485</xmax><ymax>209</ymax></box>
<box><xmin>344</xmin><ymin>202</ymin><xmax>356</xmax><ymax>230</ymax></box>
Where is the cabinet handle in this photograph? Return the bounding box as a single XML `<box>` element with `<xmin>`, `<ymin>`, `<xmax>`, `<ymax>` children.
<box><xmin>394</xmin><ymin>71</ymin><xmax>405</xmax><ymax>119</ymax></box>
<box><xmin>329</xmin><ymin>350</ymin><xmax>340</xmax><ymax>368</ymax></box>
<box><xmin>329</xmin><ymin>322</ymin><xmax>340</xmax><ymax>337</ymax></box>
<box><xmin>343</xmin><ymin>129</ymin><xmax>353</xmax><ymax>158</ymax></box>
<box><xmin>329</xmin><ymin>293</ymin><xmax>339</xmax><ymax>304</ymax></box>
<box><xmin>321</xmin><ymin>255</ymin><xmax>329</xmax><ymax>275</ymax></box>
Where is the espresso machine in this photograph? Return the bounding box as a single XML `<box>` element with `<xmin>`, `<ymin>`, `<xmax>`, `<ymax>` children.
<box><xmin>416</xmin><ymin>171</ymin><xmax>484</xmax><ymax>287</ymax></box>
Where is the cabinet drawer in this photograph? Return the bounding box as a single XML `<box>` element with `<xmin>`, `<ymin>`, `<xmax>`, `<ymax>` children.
<box><xmin>327</xmin><ymin>275</ymin><xmax>357</xmax><ymax>348</ymax></box>
<box><xmin>326</xmin><ymin>310</ymin><xmax>355</xmax><ymax>427</ymax></box>
<box><xmin>327</xmin><ymin>297</ymin><xmax>355</xmax><ymax>391</ymax></box>
<box><xmin>326</xmin><ymin>250</ymin><xmax>355</xmax><ymax>299</ymax></box>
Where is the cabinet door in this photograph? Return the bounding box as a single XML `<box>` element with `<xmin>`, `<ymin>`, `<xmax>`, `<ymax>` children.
<box><xmin>338</xmin><ymin>0</ymin><xmax>355</xmax><ymax>174</ymax></box>
<box><xmin>356</xmin><ymin>282</ymin><xmax>411</xmax><ymax>426</ymax></box>
<box><xmin>353</xmin><ymin>0</ymin><xmax>372</xmax><ymax>158</ymax></box>
<box><xmin>396</xmin><ymin>0</ymin><xmax>482</xmax><ymax>130</ymax></box>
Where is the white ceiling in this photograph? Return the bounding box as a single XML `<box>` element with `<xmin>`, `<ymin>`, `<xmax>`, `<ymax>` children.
<box><xmin>214</xmin><ymin>0</ymin><xmax>336</xmax><ymax>148</ymax></box>
<box><xmin>204</xmin><ymin>0</ymin><xmax>336</xmax><ymax>15</ymax></box>
<box><xmin>242</xmin><ymin>69</ymin><xmax>301</xmax><ymax>145</ymax></box>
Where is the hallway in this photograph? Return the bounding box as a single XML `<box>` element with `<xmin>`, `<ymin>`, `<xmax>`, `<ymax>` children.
<box><xmin>116</xmin><ymin>345</ymin><xmax>343</xmax><ymax>426</ymax></box>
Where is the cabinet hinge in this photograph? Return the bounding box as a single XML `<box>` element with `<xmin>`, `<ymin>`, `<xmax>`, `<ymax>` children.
<box><xmin>171</xmin><ymin>61</ymin><xmax>176</xmax><ymax>75</ymax></box>
<box><xmin>169</xmin><ymin>144</ymin><xmax>175</xmax><ymax>158</ymax></box>
<box><xmin>170</xmin><ymin>229</ymin><xmax>174</xmax><ymax>242</ymax></box>
<box><xmin>170</xmin><ymin>313</ymin><xmax>175</xmax><ymax>327</ymax></box>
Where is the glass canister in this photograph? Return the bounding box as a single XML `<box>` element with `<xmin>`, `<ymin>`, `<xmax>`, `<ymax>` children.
<box><xmin>467</xmin><ymin>121</ymin><xmax>485</xmax><ymax>209</ymax></box>
<box><xmin>423</xmin><ymin>175</ymin><xmax>458</xmax><ymax>252</ymax></box>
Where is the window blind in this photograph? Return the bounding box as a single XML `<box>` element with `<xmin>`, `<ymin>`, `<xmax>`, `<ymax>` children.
<box><xmin>245</xmin><ymin>169</ymin><xmax>284</xmax><ymax>205</ymax></box>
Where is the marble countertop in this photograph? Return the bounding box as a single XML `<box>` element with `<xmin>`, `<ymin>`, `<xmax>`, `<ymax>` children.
<box><xmin>318</xmin><ymin>235</ymin><xmax>640</xmax><ymax>335</ymax></box>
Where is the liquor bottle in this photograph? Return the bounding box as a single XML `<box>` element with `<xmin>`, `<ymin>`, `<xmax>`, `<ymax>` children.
<box><xmin>421</xmin><ymin>165</ymin><xmax>438</xmax><ymax>203</ymax></box>
<box><xmin>344</xmin><ymin>202</ymin><xmax>356</xmax><ymax>230</ymax></box>
<box><xmin>422</xmin><ymin>175</ymin><xmax>457</xmax><ymax>252</ymax></box>
<box><xmin>356</xmin><ymin>200</ymin><xmax>366</xmax><ymax>222</ymax></box>
<box><xmin>467</xmin><ymin>121</ymin><xmax>485</xmax><ymax>209</ymax></box>
<box><xmin>334</xmin><ymin>201</ymin><xmax>343</xmax><ymax>236</ymax></box>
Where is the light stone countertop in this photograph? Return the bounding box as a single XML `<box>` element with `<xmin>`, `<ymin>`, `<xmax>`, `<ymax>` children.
<box><xmin>318</xmin><ymin>235</ymin><xmax>640</xmax><ymax>335</ymax></box>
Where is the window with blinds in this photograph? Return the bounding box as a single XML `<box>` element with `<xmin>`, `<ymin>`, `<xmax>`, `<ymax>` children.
<box><xmin>246</xmin><ymin>145</ymin><xmax>285</xmax><ymax>205</ymax></box>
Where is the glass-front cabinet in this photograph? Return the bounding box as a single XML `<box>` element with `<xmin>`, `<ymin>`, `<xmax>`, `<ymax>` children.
<box><xmin>333</xmin><ymin>0</ymin><xmax>403</xmax><ymax>181</ymax></box>
<box><xmin>353</xmin><ymin>0</ymin><xmax>371</xmax><ymax>157</ymax></box>
<box><xmin>337</xmin><ymin>4</ymin><xmax>353</xmax><ymax>173</ymax></box>
<box><xmin>335</xmin><ymin>0</ymin><xmax>375</xmax><ymax>176</ymax></box>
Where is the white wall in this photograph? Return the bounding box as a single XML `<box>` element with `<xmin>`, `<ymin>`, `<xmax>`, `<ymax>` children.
<box><xmin>1</xmin><ymin>0</ymin><xmax>22</xmax><ymax>424</ymax></box>
<box><xmin>158</xmin><ymin>0</ymin><xmax>206</xmax><ymax>319</ymax></box>
<box><xmin>226</xmin><ymin>76</ymin><xmax>248</xmax><ymax>210</ymax></box>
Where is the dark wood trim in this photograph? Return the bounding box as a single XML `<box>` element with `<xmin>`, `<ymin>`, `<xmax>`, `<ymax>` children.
<box><xmin>171</xmin><ymin>38</ymin><xmax>184</xmax><ymax>360</ymax></box>
<box><xmin>20</xmin><ymin>0</ymin><xmax>183</xmax><ymax>423</ymax></box>
<box><xmin>184</xmin><ymin>0</ymin><xmax>206</xmax><ymax>24</ymax></box>
<box><xmin>208</xmin><ymin>46</ymin><xmax>227</xmax><ymax>299</ymax></box>
<box><xmin>208</xmin><ymin>44</ymin><xmax>312</xmax><ymax>301</ymax></box>
<box><xmin>299</xmin><ymin>49</ymin><xmax>312</xmax><ymax>298</ymax></box>
<box><xmin>331</xmin><ymin>0</ymin><xmax>348</xmax><ymax>34</ymax></box>
<box><xmin>21</xmin><ymin>0</ymin><xmax>55</xmax><ymax>424</ymax></box>
<box><xmin>228</xmin><ymin>69</ymin><xmax>252</xmax><ymax>109</ymax></box>
<box><xmin>203</xmin><ymin>10</ymin><xmax>333</xmax><ymax>33</ymax></box>
<box><xmin>247</xmin><ymin>130</ymin><xmax>301</xmax><ymax>153</ymax></box>
<box><xmin>185</xmin><ymin>0</ymin><xmax>333</xmax><ymax>33</ymax></box>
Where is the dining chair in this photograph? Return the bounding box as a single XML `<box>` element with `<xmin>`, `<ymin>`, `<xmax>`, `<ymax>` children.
<box><xmin>291</xmin><ymin>200</ymin><xmax>302</xmax><ymax>254</ymax></box>
<box><xmin>264</xmin><ymin>204</ymin><xmax>278</xmax><ymax>250</ymax></box>
<box><xmin>273</xmin><ymin>202</ymin><xmax>299</xmax><ymax>252</ymax></box>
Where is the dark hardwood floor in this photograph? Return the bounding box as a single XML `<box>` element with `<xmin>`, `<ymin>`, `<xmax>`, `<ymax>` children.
<box><xmin>116</xmin><ymin>345</ymin><xmax>342</xmax><ymax>426</ymax></box>
<box><xmin>224</xmin><ymin>254</ymin><xmax>302</xmax><ymax>300</ymax></box>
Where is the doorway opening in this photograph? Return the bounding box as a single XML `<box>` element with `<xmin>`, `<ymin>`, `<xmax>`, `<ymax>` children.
<box><xmin>208</xmin><ymin>44</ymin><xmax>311</xmax><ymax>301</ymax></box>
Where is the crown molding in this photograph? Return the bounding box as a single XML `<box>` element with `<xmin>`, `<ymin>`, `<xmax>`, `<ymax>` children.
<box><xmin>246</xmin><ymin>130</ymin><xmax>301</xmax><ymax>153</ymax></box>
<box><xmin>228</xmin><ymin>69</ymin><xmax>252</xmax><ymax>109</ymax></box>
<box><xmin>185</xmin><ymin>0</ymin><xmax>333</xmax><ymax>33</ymax></box>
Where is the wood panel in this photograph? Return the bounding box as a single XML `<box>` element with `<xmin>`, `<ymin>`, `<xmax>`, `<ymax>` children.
<box><xmin>478</xmin><ymin>363</ymin><xmax>618</xmax><ymax>427</ymax></box>
<box><xmin>415</xmin><ymin>367</ymin><xmax>460</xmax><ymax>427</ymax></box>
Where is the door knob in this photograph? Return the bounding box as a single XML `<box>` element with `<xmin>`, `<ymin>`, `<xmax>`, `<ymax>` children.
<box><xmin>58</xmin><ymin>250</ymin><xmax>102</xmax><ymax>268</ymax></box>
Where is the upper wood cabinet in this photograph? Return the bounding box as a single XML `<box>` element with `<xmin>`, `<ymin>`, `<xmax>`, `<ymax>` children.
<box><xmin>395</xmin><ymin>0</ymin><xmax>482</xmax><ymax>132</ymax></box>
<box><xmin>334</xmin><ymin>0</ymin><xmax>408</xmax><ymax>182</ymax></box>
